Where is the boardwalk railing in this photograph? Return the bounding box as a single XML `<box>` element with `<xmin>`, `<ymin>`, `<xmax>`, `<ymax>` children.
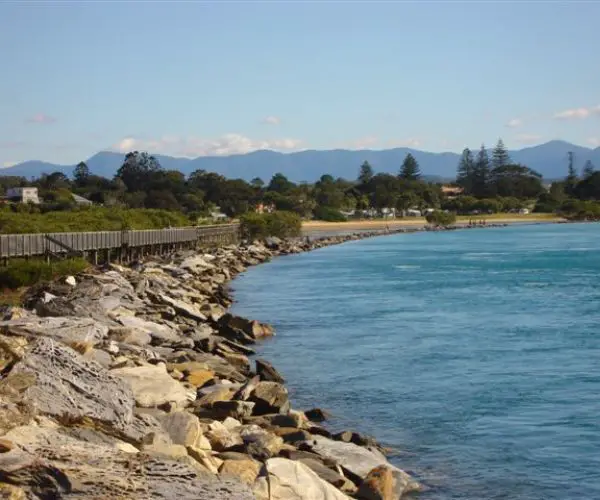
<box><xmin>0</xmin><ymin>223</ymin><xmax>240</xmax><ymax>261</ymax></box>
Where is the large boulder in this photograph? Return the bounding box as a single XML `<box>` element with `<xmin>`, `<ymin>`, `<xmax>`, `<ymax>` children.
<box><xmin>218</xmin><ymin>314</ymin><xmax>274</xmax><ymax>341</ymax></box>
<box><xmin>112</xmin><ymin>363</ymin><xmax>196</xmax><ymax>408</ymax></box>
<box><xmin>307</xmin><ymin>436</ymin><xmax>420</xmax><ymax>495</ymax></box>
<box><xmin>161</xmin><ymin>411</ymin><xmax>210</xmax><ymax>449</ymax></box>
<box><xmin>180</xmin><ymin>255</ymin><xmax>216</xmax><ymax>273</ymax></box>
<box><xmin>150</xmin><ymin>292</ymin><xmax>207</xmax><ymax>322</ymax></box>
<box><xmin>204</xmin><ymin>421</ymin><xmax>244</xmax><ymax>452</ymax></box>
<box><xmin>299</xmin><ymin>458</ymin><xmax>355</xmax><ymax>492</ymax></box>
<box><xmin>4</xmin><ymin>337</ymin><xmax>134</xmax><ymax>430</ymax></box>
<box><xmin>249</xmin><ymin>381</ymin><xmax>290</xmax><ymax>415</ymax></box>
<box><xmin>114</xmin><ymin>315</ymin><xmax>181</xmax><ymax>344</ymax></box>
<box><xmin>253</xmin><ymin>458</ymin><xmax>351</xmax><ymax>500</ymax></box>
<box><xmin>255</xmin><ymin>358</ymin><xmax>284</xmax><ymax>383</ymax></box>
<box><xmin>356</xmin><ymin>465</ymin><xmax>398</xmax><ymax>500</ymax></box>
<box><xmin>220</xmin><ymin>458</ymin><xmax>261</xmax><ymax>485</ymax></box>
<box><xmin>239</xmin><ymin>425</ymin><xmax>283</xmax><ymax>460</ymax></box>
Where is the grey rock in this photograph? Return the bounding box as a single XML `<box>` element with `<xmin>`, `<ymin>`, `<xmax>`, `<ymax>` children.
<box><xmin>6</xmin><ymin>337</ymin><xmax>134</xmax><ymax>429</ymax></box>
<box><xmin>1</xmin><ymin>425</ymin><xmax>255</xmax><ymax>499</ymax></box>
<box><xmin>298</xmin><ymin>458</ymin><xmax>352</xmax><ymax>490</ymax></box>
<box><xmin>253</xmin><ymin>458</ymin><xmax>350</xmax><ymax>500</ymax></box>
<box><xmin>112</xmin><ymin>363</ymin><xmax>196</xmax><ymax>408</ymax></box>
<box><xmin>1</xmin><ymin>317</ymin><xmax>110</xmax><ymax>346</ymax></box>
<box><xmin>152</xmin><ymin>292</ymin><xmax>208</xmax><ymax>322</ymax></box>
<box><xmin>249</xmin><ymin>381</ymin><xmax>290</xmax><ymax>415</ymax></box>
<box><xmin>255</xmin><ymin>358</ymin><xmax>284</xmax><ymax>383</ymax></box>
<box><xmin>115</xmin><ymin>314</ymin><xmax>181</xmax><ymax>344</ymax></box>
<box><xmin>307</xmin><ymin>436</ymin><xmax>418</xmax><ymax>493</ymax></box>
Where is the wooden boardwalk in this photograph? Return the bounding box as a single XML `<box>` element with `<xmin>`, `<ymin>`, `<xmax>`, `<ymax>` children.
<box><xmin>0</xmin><ymin>224</ymin><xmax>240</xmax><ymax>263</ymax></box>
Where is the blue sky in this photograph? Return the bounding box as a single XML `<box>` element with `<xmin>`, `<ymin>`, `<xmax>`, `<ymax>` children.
<box><xmin>1</xmin><ymin>1</ymin><xmax>599</xmax><ymax>167</ymax></box>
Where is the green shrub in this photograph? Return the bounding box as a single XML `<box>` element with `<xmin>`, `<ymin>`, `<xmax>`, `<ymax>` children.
<box><xmin>425</xmin><ymin>210</ymin><xmax>457</xmax><ymax>226</ymax></box>
<box><xmin>313</xmin><ymin>206</ymin><xmax>347</xmax><ymax>222</ymax></box>
<box><xmin>0</xmin><ymin>258</ymin><xmax>89</xmax><ymax>289</ymax></box>
<box><xmin>0</xmin><ymin>207</ymin><xmax>192</xmax><ymax>234</ymax></box>
<box><xmin>240</xmin><ymin>211</ymin><xmax>302</xmax><ymax>240</ymax></box>
<box><xmin>559</xmin><ymin>199</ymin><xmax>600</xmax><ymax>220</ymax></box>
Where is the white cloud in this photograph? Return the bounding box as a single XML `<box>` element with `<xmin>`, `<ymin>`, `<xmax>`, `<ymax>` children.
<box><xmin>515</xmin><ymin>134</ymin><xmax>543</xmax><ymax>144</ymax></box>
<box><xmin>111</xmin><ymin>134</ymin><xmax>304</xmax><ymax>157</ymax></box>
<box><xmin>553</xmin><ymin>105</ymin><xmax>600</xmax><ymax>120</ymax></box>
<box><xmin>2</xmin><ymin>161</ymin><xmax>17</xmax><ymax>168</ymax></box>
<box><xmin>588</xmin><ymin>137</ymin><xmax>600</xmax><ymax>147</ymax></box>
<box><xmin>506</xmin><ymin>118</ymin><xmax>522</xmax><ymax>128</ymax></box>
<box><xmin>387</xmin><ymin>138</ymin><xmax>422</xmax><ymax>148</ymax></box>
<box><xmin>261</xmin><ymin>116</ymin><xmax>281</xmax><ymax>125</ymax></box>
<box><xmin>26</xmin><ymin>113</ymin><xmax>56</xmax><ymax>124</ymax></box>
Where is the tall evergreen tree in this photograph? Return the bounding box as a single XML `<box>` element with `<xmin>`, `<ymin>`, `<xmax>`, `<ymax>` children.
<box><xmin>583</xmin><ymin>160</ymin><xmax>595</xmax><ymax>178</ymax></box>
<box><xmin>491</xmin><ymin>138</ymin><xmax>511</xmax><ymax>170</ymax></box>
<box><xmin>456</xmin><ymin>148</ymin><xmax>475</xmax><ymax>194</ymax></box>
<box><xmin>358</xmin><ymin>161</ymin><xmax>374</xmax><ymax>184</ymax></box>
<box><xmin>399</xmin><ymin>153</ymin><xmax>421</xmax><ymax>180</ymax></box>
<box><xmin>73</xmin><ymin>161</ymin><xmax>90</xmax><ymax>187</ymax></box>
<box><xmin>565</xmin><ymin>151</ymin><xmax>578</xmax><ymax>196</ymax></box>
<box><xmin>472</xmin><ymin>144</ymin><xmax>490</xmax><ymax>197</ymax></box>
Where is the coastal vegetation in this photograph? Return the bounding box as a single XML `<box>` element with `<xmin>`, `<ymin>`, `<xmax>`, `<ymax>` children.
<box><xmin>426</xmin><ymin>210</ymin><xmax>457</xmax><ymax>227</ymax></box>
<box><xmin>0</xmin><ymin>140</ymin><xmax>599</xmax><ymax>234</ymax></box>
<box><xmin>0</xmin><ymin>257</ymin><xmax>88</xmax><ymax>289</ymax></box>
<box><xmin>240</xmin><ymin>211</ymin><xmax>302</xmax><ymax>240</ymax></box>
<box><xmin>0</xmin><ymin>207</ymin><xmax>191</xmax><ymax>234</ymax></box>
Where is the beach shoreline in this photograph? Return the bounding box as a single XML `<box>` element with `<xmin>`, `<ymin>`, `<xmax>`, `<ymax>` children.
<box><xmin>302</xmin><ymin>214</ymin><xmax>563</xmax><ymax>233</ymax></box>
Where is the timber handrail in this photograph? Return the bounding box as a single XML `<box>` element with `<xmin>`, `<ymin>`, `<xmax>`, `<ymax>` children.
<box><xmin>0</xmin><ymin>223</ymin><xmax>240</xmax><ymax>259</ymax></box>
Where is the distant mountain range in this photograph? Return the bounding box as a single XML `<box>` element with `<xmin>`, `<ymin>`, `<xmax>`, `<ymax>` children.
<box><xmin>2</xmin><ymin>141</ymin><xmax>599</xmax><ymax>183</ymax></box>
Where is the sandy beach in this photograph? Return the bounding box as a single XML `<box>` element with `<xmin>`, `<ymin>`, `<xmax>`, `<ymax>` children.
<box><xmin>302</xmin><ymin>214</ymin><xmax>562</xmax><ymax>232</ymax></box>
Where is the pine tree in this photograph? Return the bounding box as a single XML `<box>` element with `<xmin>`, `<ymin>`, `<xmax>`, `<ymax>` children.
<box><xmin>456</xmin><ymin>148</ymin><xmax>475</xmax><ymax>194</ymax></box>
<box><xmin>73</xmin><ymin>161</ymin><xmax>90</xmax><ymax>187</ymax></box>
<box><xmin>565</xmin><ymin>151</ymin><xmax>578</xmax><ymax>196</ymax></box>
<box><xmin>583</xmin><ymin>160</ymin><xmax>595</xmax><ymax>178</ymax></box>
<box><xmin>472</xmin><ymin>144</ymin><xmax>490</xmax><ymax>198</ymax></box>
<box><xmin>358</xmin><ymin>161</ymin><xmax>374</xmax><ymax>184</ymax></box>
<box><xmin>399</xmin><ymin>153</ymin><xmax>421</xmax><ymax>180</ymax></box>
<box><xmin>491</xmin><ymin>138</ymin><xmax>511</xmax><ymax>170</ymax></box>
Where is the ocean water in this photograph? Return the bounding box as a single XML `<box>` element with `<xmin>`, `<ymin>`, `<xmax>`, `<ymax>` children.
<box><xmin>230</xmin><ymin>223</ymin><xmax>600</xmax><ymax>500</ymax></box>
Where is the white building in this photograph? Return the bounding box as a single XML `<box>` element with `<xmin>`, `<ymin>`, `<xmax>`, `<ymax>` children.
<box><xmin>5</xmin><ymin>187</ymin><xmax>40</xmax><ymax>204</ymax></box>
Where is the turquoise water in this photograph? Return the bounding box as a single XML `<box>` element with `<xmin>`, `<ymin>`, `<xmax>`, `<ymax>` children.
<box><xmin>230</xmin><ymin>223</ymin><xmax>600</xmax><ymax>500</ymax></box>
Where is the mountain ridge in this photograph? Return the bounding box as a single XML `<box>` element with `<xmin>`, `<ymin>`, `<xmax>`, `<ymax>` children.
<box><xmin>2</xmin><ymin>141</ymin><xmax>598</xmax><ymax>183</ymax></box>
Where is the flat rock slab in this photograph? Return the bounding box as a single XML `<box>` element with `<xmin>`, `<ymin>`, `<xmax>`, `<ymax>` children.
<box><xmin>1</xmin><ymin>317</ymin><xmax>110</xmax><ymax>346</ymax></box>
<box><xmin>0</xmin><ymin>425</ymin><xmax>255</xmax><ymax>500</ymax></box>
<box><xmin>5</xmin><ymin>337</ymin><xmax>134</xmax><ymax>429</ymax></box>
<box><xmin>112</xmin><ymin>364</ymin><xmax>196</xmax><ymax>408</ymax></box>
<box><xmin>115</xmin><ymin>314</ymin><xmax>181</xmax><ymax>343</ymax></box>
<box><xmin>155</xmin><ymin>293</ymin><xmax>207</xmax><ymax>322</ymax></box>
<box><xmin>253</xmin><ymin>458</ymin><xmax>350</xmax><ymax>500</ymax></box>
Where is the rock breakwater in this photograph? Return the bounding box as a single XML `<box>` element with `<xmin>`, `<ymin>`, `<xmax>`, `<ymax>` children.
<box><xmin>0</xmin><ymin>226</ymin><xmax>502</xmax><ymax>499</ymax></box>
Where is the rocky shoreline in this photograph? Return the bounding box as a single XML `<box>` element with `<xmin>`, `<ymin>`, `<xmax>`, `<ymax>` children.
<box><xmin>0</xmin><ymin>224</ymin><xmax>507</xmax><ymax>499</ymax></box>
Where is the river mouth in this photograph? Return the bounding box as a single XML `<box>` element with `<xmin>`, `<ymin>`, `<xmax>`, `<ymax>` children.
<box><xmin>231</xmin><ymin>223</ymin><xmax>600</xmax><ymax>500</ymax></box>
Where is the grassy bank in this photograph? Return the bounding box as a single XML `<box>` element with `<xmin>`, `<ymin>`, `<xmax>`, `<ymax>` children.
<box><xmin>0</xmin><ymin>258</ymin><xmax>89</xmax><ymax>290</ymax></box>
<box><xmin>0</xmin><ymin>207</ymin><xmax>191</xmax><ymax>234</ymax></box>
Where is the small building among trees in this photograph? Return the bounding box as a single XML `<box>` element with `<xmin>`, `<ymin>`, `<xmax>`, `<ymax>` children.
<box><xmin>5</xmin><ymin>187</ymin><xmax>40</xmax><ymax>204</ymax></box>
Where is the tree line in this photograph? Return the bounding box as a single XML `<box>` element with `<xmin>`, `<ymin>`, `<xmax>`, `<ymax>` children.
<box><xmin>0</xmin><ymin>140</ymin><xmax>599</xmax><ymax>222</ymax></box>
